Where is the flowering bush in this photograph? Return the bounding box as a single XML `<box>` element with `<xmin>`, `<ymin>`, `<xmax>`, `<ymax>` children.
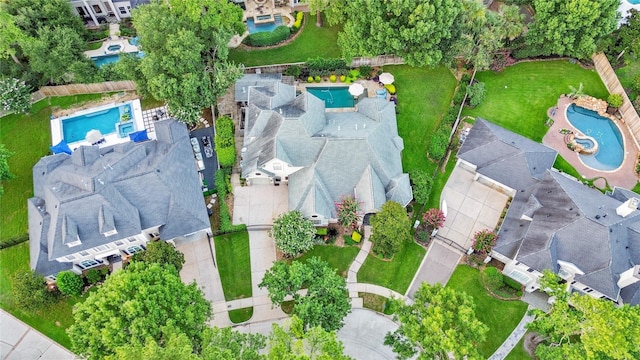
<box><xmin>422</xmin><ymin>208</ymin><xmax>446</xmax><ymax>229</ymax></box>
<box><xmin>472</xmin><ymin>229</ymin><xmax>498</xmax><ymax>255</ymax></box>
<box><xmin>336</xmin><ymin>195</ymin><xmax>362</xmax><ymax>229</ymax></box>
<box><xmin>0</xmin><ymin>78</ymin><xmax>31</xmax><ymax>114</ymax></box>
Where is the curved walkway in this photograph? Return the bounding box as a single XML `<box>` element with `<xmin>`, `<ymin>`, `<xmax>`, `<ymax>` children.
<box><xmin>488</xmin><ymin>306</ymin><xmax>535</xmax><ymax>360</ymax></box>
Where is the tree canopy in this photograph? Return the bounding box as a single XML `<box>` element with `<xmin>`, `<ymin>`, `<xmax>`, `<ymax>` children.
<box><xmin>67</xmin><ymin>262</ymin><xmax>211</xmax><ymax>359</ymax></box>
<box><xmin>0</xmin><ymin>144</ymin><xmax>15</xmax><ymax>196</ymax></box>
<box><xmin>525</xmin><ymin>0</ymin><xmax>619</xmax><ymax>59</ymax></box>
<box><xmin>370</xmin><ymin>201</ymin><xmax>411</xmax><ymax>258</ymax></box>
<box><xmin>527</xmin><ymin>270</ymin><xmax>640</xmax><ymax>360</ymax></box>
<box><xmin>385</xmin><ymin>283</ymin><xmax>488</xmax><ymax>360</ymax></box>
<box><xmin>270</xmin><ymin>210</ymin><xmax>316</xmax><ymax>257</ymax></box>
<box><xmin>133</xmin><ymin>0</ymin><xmax>245</xmax><ymax>124</ymax></box>
<box><xmin>337</xmin><ymin>0</ymin><xmax>461</xmax><ymax>67</ymax></box>
<box><xmin>259</xmin><ymin>257</ymin><xmax>351</xmax><ymax>331</ymax></box>
<box><xmin>132</xmin><ymin>240</ymin><xmax>186</xmax><ymax>272</ymax></box>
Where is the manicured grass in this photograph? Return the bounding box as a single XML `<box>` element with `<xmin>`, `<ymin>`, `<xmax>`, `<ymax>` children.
<box><xmin>85</xmin><ymin>42</ymin><xmax>102</xmax><ymax>51</ymax></box>
<box><xmin>358</xmin><ymin>240</ymin><xmax>426</xmax><ymax>294</ymax></box>
<box><xmin>633</xmin><ymin>182</ymin><xmax>640</xmax><ymax>194</ymax></box>
<box><xmin>462</xmin><ymin>60</ymin><xmax>609</xmax><ymax>142</ymax></box>
<box><xmin>228</xmin><ymin>307</ymin><xmax>253</xmax><ymax>324</ymax></box>
<box><xmin>505</xmin><ymin>333</ymin><xmax>533</xmax><ymax>360</ymax></box>
<box><xmin>0</xmin><ymin>242</ymin><xmax>79</xmax><ymax>349</ymax></box>
<box><xmin>447</xmin><ymin>265</ymin><xmax>528</xmax><ymax>358</ymax></box>
<box><xmin>388</xmin><ymin>65</ymin><xmax>458</xmax><ymax>174</ymax></box>
<box><xmin>294</xmin><ymin>244</ymin><xmax>359</xmax><ymax>277</ymax></box>
<box><xmin>228</xmin><ymin>14</ymin><xmax>342</xmax><ymax>67</ymax></box>
<box><xmin>553</xmin><ymin>155</ymin><xmax>582</xmax><ymax>179</ymax></box>
<box><xmin>426</xmin><ymin>153</ymin><xmax>457</xmax><ymax>210</ymax></box>
<box><xmin>214</xmin><ymin>231</ymin><xmax>252</xmax><ymax>301</ymax></box>
<box><xmin>0</xmin><ymin>94</ymin><xmax>106</xmax><ymax>244</ymax></box>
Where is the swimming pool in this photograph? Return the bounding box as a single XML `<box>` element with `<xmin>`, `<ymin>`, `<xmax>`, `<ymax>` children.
<box><xmin>91</xmin><ymin>51</ymin><xmax>145</xmax><ymax>67</ymax></box>
<box><xmin>246</xmin><ymin>14</ymin><xmax>283</xmax><ymax>33</ymax></box>
<box><xmin>306</xmin><ymin>87</ymin><xmax>355</xmax><ymax>108</ymax></box>
<box><xmin>627</xmin><ymin>0</ymin><xmax>640</xmax><ymax>5</ymax></box>
<box><xmin>62</xmin><ymin>104</ymin><xmax>132</xmax><ymax>143</ymax></box>
<box><xmin>566</xmin><ymin>104</ymin><xmax>624</xmax><ymax>171</ymax></box>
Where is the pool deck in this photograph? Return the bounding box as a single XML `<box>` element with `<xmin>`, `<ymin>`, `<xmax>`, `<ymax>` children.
<box><xmin>543</xmin><ymin>96</ymin><xmax>639</xmax><ymax>189</ymax></box>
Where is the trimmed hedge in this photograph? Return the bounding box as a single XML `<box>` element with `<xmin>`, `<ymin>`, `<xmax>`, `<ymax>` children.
<box><xmin>215</xmin><ymin>116</ymin><xmax>236</xmax><ymax>167</ymax></box>
<box><xmin>246</xmin><ymin>26</ymin><xmax>290</xmax><ymax>47</ymax></box>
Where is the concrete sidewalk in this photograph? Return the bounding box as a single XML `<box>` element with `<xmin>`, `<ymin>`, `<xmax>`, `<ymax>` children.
<box><xmin>0</xmin><ymin>309</ymin><xmax>76</xmax><ymax>360</ymax></box>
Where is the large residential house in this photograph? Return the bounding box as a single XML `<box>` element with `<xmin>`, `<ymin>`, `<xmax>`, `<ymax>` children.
<box><xmin>29</xmin><ymin>120</ymin><xmax>210</xmax><ymax>281</ymax></box>
<box><xmin>69</xmin><ymin>0</ymin><xmax>149</xmax><ymax>24</ymax></box>
<box><xmin>235</xmin><ymin>74</ymin><xmax>412</xmax><ymax>225</ymax></box>
<box><xmin>457</xmin><ymin>118</ymin><xmax>640</xmax><ymax>305</ymax></box>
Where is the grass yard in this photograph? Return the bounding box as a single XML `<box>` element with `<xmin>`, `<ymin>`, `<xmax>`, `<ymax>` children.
<box><xmin>0</xmin><ymin>94</ymin><xmax>107</xmax><ymax>245</ymax></box>
<box><xmin>615</xmin><ymin>55</ymin><xmax>639</xmax><ymax>100</ymax></box>
<box><xmin>228</xmin><ymin>307</ymin><xmax>253</xmax><ymax>324</ymax></box>
<box><xmin>387</xmin><ymin>65</ymin><xmax>458</xmax><ymax>174</ymax></box>
<box><xmin>214</xmin><ymin>231</ymin><xmax>252</xmax><ymax>301</ymax></box>
<box><xmin>447</xmin><ymin>265</ymin><xmax>528</xmax><ymax>358</ymax></box>
<box><xmin>0</xmin><ymin>242</ymin><xmax>80</xmax><ymax>349</ymax></box>
<box><xmin>426</xmin><ymin>153</ymin><xmax>457</xmax><ymax>210</ymax></box>
<box><xmin>358</xmin><ymin>240</ymin><xmax>426</xmax><ymax>294</ymax></box>
<box><xmin>228</xmin><ymin>14</ymin><xmax>342</xmax><ymax>67</ymax></box>
<box><xmin>462</xmin><ymin>60</ymin><xmax>608</xmax><ymax>142</ymax></box>
<box><xmin>505</xmin><ymin>334</ymin><xmax>533</xmax><ymax>360</ymax></box>
<box><xmin>294</xmin><ymin>244</ymin><xmax>359</xmax><ymax>277</ymax></box>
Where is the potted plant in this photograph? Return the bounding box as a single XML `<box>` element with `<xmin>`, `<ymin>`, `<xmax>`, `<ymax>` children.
<box><xmin>120</xmin><ymin>113</ymin><xmax>131</xmax><ymax>122</ymax></box>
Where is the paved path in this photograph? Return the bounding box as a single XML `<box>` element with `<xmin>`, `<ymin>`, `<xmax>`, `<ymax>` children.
<box><xmin>488</xmin><ymin>306</ymin><xmax>535</xmax><ymax>360</ymax></box>
<box><xmin>405</xmin><ymin>240</ymin><xmax>463</xmax><ymax>299</ymax></box>
<box><xmin>0</xmin><ymin>309</ymin><xmax>77</xmax><ymax>360</ymax></box>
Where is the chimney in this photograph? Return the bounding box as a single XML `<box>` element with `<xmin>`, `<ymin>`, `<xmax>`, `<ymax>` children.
<box><xmin>616</xmin><ymin>198</ymin><xmax>639</xmax><ymax>218</ymax></box>
<box><xmin>617</xmin><ymin>265</ymin><xmax>640</xmax><ymax>288</ymax></box>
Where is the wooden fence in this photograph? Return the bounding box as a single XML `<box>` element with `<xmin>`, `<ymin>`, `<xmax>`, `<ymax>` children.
<box><xmin>34</xmin><ymin>81</ymin><xmax>137</xmax><ymax>98</ymax></box>
<box><xmin>244</xmin><ymin>55</ymin><xmax>404</xmax><ymax>73</ymax></box>
<box><xmin>592</xmin><ymin>53</ymin><xmax>640</xmax><ymax>150</ymax></box>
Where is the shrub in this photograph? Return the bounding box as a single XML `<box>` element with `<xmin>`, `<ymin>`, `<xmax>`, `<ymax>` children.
<box><xmin>409</xmin><ymin>169</ymin><xmax>433</xmax><ymax>205</ymax></box>
<box><xmin>348</xmin><ymin>69</ymin><xmax>360</xmax><ymax>79</ymax></box>
<box><xmin>86</xmin><ymin>269</ymin><xmax>102</xmax><ymax>284</ymax></box>
<box><xmin>483</xmin><ymin>267</ymin><xmax>504</xmax><ymax>290</ymax></box>
<box><xmin>340</xmin><ymin>75</ymin><xmax>346</xmax><ymax>82</ymax></box>
<box><xmin>422</xmin><ymin>208</ymin><xmax>446</xmax><ymax>229</ymax></box>
<box><xmin>0</xmin><ymin>78</ymin><xmax>31</xmax><ymax>114</ymax></box>
<box><xmin>215</xmin><ymin>116</ymin><xmax>236</xmax><ymax>167</ymax></box>
<box><xmin>503</xmin><ymin>276</ymin><xmax>522</xmax><ymax>291</ymax></box>
<box><xmin>427</xmin><ymin>126</ymin><xmax>450</xmax><ymax>161</ymax></box>
<box><xmin>385</xmin><ymin>84</ymin><xmax>396</xmax><ymax>95</ymax></box>
<box><xmin>473</xmin><ymin>229</ymin><xmax>498</xmax><ymax>255</ymax></box>
<box><xmin>293</xmin><ymin>11</ymin><xmax>304</xmax><ymax>30</ymax></box>
<box><xmin>57</xmin><ymin>271</ymin><xmax>84</xmax><ymax>296</ymax></box>
<box><xmin>467</xmin><ymin>82</ymin><xmax>486</xmax><ymax>107</ymax></box>
<box><xmin>336</xmin><ymin>195</ymin><xmax>362</xmax><ymax>229</ymax></box>
<box><xmin>453</xmin><ymin>84</ymin><xmax>467</xmax><ymax>105</ymax></box>
<box><xmin>307</xmin><ymin>76</ymin><xmax>314</xmax><ymax>83</ymax></box>
<box><xmin>306</xmin><ymin>57</ymin><xmax>347</xmax><ymax>73</ymax></box>
<box><xmin>607</xmin><ymin>93</ymin><xmax>623</xmax><ymax>108</ymax></box>
<box><xmin>633</xmin><ymin>75</ymin><xmax>640</xmax><ymax>92</ymax></box>
<box><xmin>416</xmin><ymin>230</ymin><xmax>430</xmax><ymax>243</ymax></box>
<box><xmin>11</xmin><ymin>270</ymin><xmax>55</xmax><ymax>311</ymax></box>
<box><xmin>314</xmin><ymin>75</ymin><xmax>321</xmax><ymax>83</ymax></box>
<box><xmin>329</xmin><ymin>74</ymin><xmax>337</xmax><ymax>82</ymax></box>
<box><xmin>246</xmin><ymin>26</ymin><xmax>290</xmax><ymax>47</ymax></box>
<box><xmin>285</xmin><ymin>65</ymin><xmax>302</xmax><ymax>78</ymax></box>
<box><xmin>270</xmin><ymin>211</ymin><xmax>316</xmax><ymax>257</ymax></box>
<box><xmin>359</xmin><ymin>65</ymin><xmax>373</xmax><ymax>79</ymax></box>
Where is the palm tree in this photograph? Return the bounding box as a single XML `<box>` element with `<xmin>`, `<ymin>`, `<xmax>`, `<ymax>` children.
<box><xmin>568</xmin><ymin>83</ymin><xmax>585</xmax><ymax>99</ymax></box>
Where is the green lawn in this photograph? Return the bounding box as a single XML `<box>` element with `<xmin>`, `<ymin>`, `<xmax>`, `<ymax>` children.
<box><xmin>505</xmin><ymin>333</ymin><xmax>533</xmax><ymax>360</ymax></box>
<box><xmin>358</xmin><ymin>240</ymin><xmax>426</xmax><ymax>294</ymax></box>
<box><xmin>214</xmin><ymin>231</ymin><xmax>252</xmax><ymax>301</ymax></box>
<box><xmin>462</xmin><ymin>60</ymin><xmax>609</xmax><ymax>142</ymax></box>
<box><xmin>447</xmin><ymin>265</ymin><xmax>528</xmax><ymax>358</ymax></box>
<box><xmin>388</xmin><ymin>65</ymin><xmax>458</xmax><ymax>174</ymax></box>
<box><xmin>426</xmin><ymin>153</ymin><xmax>457</xmax><ymax>210</ymax></box>
<box><xmin>294</xmin><ymin>244</ymin><xmax>359</xmax><ymax>277</ymax></box>
<box><xmin>0</xmin><ymin>242</ymin><xmax>80</xmax><ymax>349</ymax></box>
<box><xmin>615</xmin><ymin>55</ymin><xmax>639</xmax><ymax>100</ymax></box>
<box><xmin>228</xmin><ymin>307</ymin><xmax>253</xmax><ymax>324</ymax></box>
<box><xmin>0</xmin><ymin>95</ymin><xmax>106</xmax><ymax>244</ymax></box>
<box><xmin>228</xmin><ymin>14</ymin><xmax>342</xmax><ymax>67</ymax></box>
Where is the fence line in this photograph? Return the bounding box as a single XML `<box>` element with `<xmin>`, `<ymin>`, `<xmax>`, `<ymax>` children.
<box><xmin>592</xmin><ymin>53</ymin><xmax>640</xmax><ymax>150</ymax></box>
<box><xmin>36</xmin><ymin>81</ymin><xmax>137</xmax><ymax>97</ymax></box>
<box><xmin>243</xmin><ymin>55</ymin><xmax>404</xmax><ymax>73</ymax></box>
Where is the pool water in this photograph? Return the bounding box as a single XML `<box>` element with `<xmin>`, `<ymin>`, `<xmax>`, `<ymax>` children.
<box><xmin>246</xmin><ymin>14</ymin><xmax>283</xmax><ymax>33</ymax></box>
<box><xmin>107</xmin><ymin>44</ymin><xmax>122</xmax><ymax>52</ymax></box>
<box><xmin>566</xmin><ymin>104</ymin><xmax>624</xmax><ymax>170</ymax></box>
<box><xmin>307</xmin><ymin>87</ymin><xmax>355</xmax><ymax>108</ymax></box>
<box><xmin>62</xmin><ymin>104</ymin><xmax>132</xmax><ymax>143</ymax></box>
<box><xmin>91</xmin><ymin>51</ymin><xmax>145</xmax><ymax>67</ymax></box>
<box><xmin>628</xmin><ymin>0</ymin><xmax>640</xmax><ymax>4</ymax></box>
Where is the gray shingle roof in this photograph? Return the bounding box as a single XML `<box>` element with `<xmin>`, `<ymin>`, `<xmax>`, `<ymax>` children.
<box><xmin>239</xmin><ymin>75</ymin><xmax>412</xmax><ymax>219</ymax></box>
<box><xmin>29</xmin><ymin>120</ymin><xmax>210</xmax><ymax>276</ymax></box>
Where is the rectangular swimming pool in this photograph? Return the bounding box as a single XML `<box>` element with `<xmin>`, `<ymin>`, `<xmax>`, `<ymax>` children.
<box><xmin>306</xmin><ymin>87</ymin><xmax>355</xmax><ymax>108</ymax></box>
<box><xmin>246</xmin><ymin>14</ymin><xmax>283</xmax><ymax>34</ymax></box>
<box><xmin>62</xmin><ymin>104</ymin><xmax>132</xmax><ymax>143</ymax></box>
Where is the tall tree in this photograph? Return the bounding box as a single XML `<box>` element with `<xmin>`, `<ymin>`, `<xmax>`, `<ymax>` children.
<box><xmin>337</xmin><ymin>0</ymin><xmax>461</xmax><ymax>67</ymax></box>
<box><xmin>259</xmin><ymin>258</ymin><xmax>351</xmax><ymax>331</ymax></box>
<box><xmin>527</xmin><ymin>270</ymin><xmax>640</xmax><ymax>360</ymax></box>
<box><xmin>385</xmin><ymin>283</ymin><xmax>488</xmax><ymax>360</ymax></box>
<box><xmin>270</xmin><ymin>210</ymin><xmax>316</xmax><ymax>257</ymax></box>
<box><xmin>0</xmin><ymin>78</ymin><xmax>31</xmax><ymax>114</ymax></box>
<box><xmin>267</xmin><ymin>315</ymin><xmax>353</xmax><ymax>359</ymax></box>
<box><xmin>67</xmin><ymin>262</ymin><xmax>211</xmax><ymax>360</ymax></box>
<box><xmin>133</xmin><ymin>0</ymin><xmax>245</xmax><ymax>124</ymax></box>
<box><xmin>0</xmin><ymin>11</ymin><xmax>26</xmax><ymax>66</ymax></box>
<box><xmin>1</xmin><ymin>0</ymin><xmax>85</xmax><ymax>38</ymax></box>
<box><xmin>306</xmin><ymin>0</ymin><xmax>347</xmax><ymax>27</ymax></box>
<box><xmin>525</xmin><ymin>0</ymin><xmax>619</xmax><ymax>59</ymax></box>
<box><xmin>369</xmin><ymin>201</ymin><xmax>411</xmax><ymax>258</ymax></box>
<box><xmin>0</xmin><ymin>144</ymin><xmax>15</xmax><ymax>196</ymax></box>
<box><xmin>132</xmin><ymin>240</ymin><xmax>186</xmax><ymax>272</ymax></box>
<box><xmin>10</xmin><ymin>269</ymin><xmax>55</xmax><ymax>311</ymax></box>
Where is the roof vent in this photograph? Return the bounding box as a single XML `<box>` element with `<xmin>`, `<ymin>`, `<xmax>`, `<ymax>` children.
<box><xmin>616</xmin><ymin>198</ymin><xmax>639</xmax><ymax>218</ymax></box>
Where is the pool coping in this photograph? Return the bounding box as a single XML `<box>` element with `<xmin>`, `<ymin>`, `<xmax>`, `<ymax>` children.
<box><xmin>543</xmin><ymin>96</ymin><xmax>639</xmax><ymax>189</ymax></box>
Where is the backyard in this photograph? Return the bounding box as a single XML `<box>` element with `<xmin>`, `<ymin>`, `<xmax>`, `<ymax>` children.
<box><xmin>447</xmin><ymin>265</ymin><xmax>529</xmax><ymax>359</ymax></box>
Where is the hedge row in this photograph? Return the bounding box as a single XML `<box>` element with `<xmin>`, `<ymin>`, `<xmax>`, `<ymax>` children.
<box><xmin>212</xmin><ymin>170</ymin><xmax>245</xmax><ymax>235</ymax></box>
<box><xmin>215</xmin><ymin>116</ymin><xmax>236</xmax><ymax>167</ymax></box>
<box><xmin>245</xmin><ymin>26</ymin><xmax>290</xmax><ymax>47</ymax></box>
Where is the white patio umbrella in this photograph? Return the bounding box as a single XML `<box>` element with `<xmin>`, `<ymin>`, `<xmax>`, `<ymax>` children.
<box><xmin>85</xmin><ymin>129</ymin><xmax>102</xmax><ymax>144</ymax></box>
<box><xmin>348</xmin><ymin>83</ymin><xmax>365</xmax><ymax>97</ymax></box>
<box><xmin>379</xmin><ymin>72</ymin><xmax>395</xmax><ymax>84</ymax></box>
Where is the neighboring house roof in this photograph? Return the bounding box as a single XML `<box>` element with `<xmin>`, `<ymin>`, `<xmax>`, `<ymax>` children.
<box><xmin>459</xmin><ymin>119</ymin><xmax>640</xmax><ymax>304</ymax></box>
<box><xmin>240</xmin><ymin>75</ymin><xmax>412</xmax><ymax>219</ymax></box>
<box><xmin>29</xmin><ymin>120</ymin><xmax>210</xmax><ymax>276</ymax></box>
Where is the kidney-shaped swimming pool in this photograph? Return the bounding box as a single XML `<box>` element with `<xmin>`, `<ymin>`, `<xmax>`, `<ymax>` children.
<box><xmin>566</xmin><ymin>104</ymin><xmax>624</xmax><ymax>171</ymax></box>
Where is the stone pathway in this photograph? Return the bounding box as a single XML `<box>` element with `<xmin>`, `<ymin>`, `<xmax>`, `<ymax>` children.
<box><xmin>487</xmin><ymin>306</ymin><xmax>535</xmax><ymax>360</ymax></box>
